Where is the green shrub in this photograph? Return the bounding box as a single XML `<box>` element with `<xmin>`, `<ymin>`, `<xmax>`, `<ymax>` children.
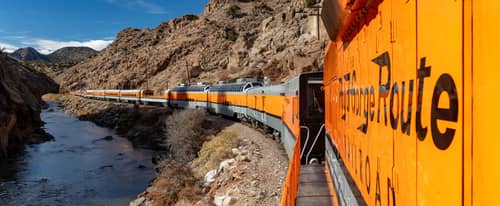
<box><xmin>225</xmin><ymin>27</ymin><xmax>239</xmax><ymax>41</ymax></box>
<box><xmin>184</xmin><ymin>14</ymin><xmax>199</xmax><ymax>21</ymax></box>
<box><xmin>227</xmin><ymin>4</ymin><xmax>245</xmax><ymax>18</ymax></box>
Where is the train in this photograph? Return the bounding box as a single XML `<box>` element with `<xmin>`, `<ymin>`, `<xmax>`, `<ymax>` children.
<box><xmin>74</xmin><ymin>72</ymin><xmax>329</xmax><ymax>205</ymax></box>
<box><xmin>320</xmin><ymin>0</ymin><xmax>500</xmax><ymax>205</ymax></box>
<box><xmin>75</xmin><ymin>72</ymin><xmax>325</xmax><ymax>167</ymax></box>
<box><xmin>74</xmin><ymin>0</ymin><xmax>500</xmax><ymax>205</ymax></box>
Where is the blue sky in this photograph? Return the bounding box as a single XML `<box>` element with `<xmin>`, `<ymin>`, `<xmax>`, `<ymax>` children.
<box><xmin>0</xmin><ymin>0</ymin><xmax>208</xmax><ymax>54</ymax></box>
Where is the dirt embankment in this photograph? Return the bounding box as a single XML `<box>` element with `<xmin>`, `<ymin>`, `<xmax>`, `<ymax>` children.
<box><xmin>132</xmin><ymin>114</ymin><xmax>288</xmax><ymax>206</ymax></box>
<box><xmin>59</xmin><ymin>95</ymin><xmax>288</xmax><ymax>206</ymax></box>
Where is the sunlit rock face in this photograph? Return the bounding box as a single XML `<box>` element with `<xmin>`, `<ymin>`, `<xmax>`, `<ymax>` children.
<box><xmin>0</xmin><ymin>53</ymin><xmax>59</xmax><ymax>157</ymax></box>
<box><xmin>56</xmin><ymin>0</ymin><xmax>327</xmax><ymax>94</ymax></box>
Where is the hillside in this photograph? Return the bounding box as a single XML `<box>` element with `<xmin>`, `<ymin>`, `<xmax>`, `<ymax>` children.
<box><xmin>9</xmin><ymin>47</ymin><xmax>48</xmax><ymax>62</ymax></box>
<box><xmin>47</xmin><ymin>46</ymin><xmax>98</xmax><ymax>63</ymax></box>
<box><xmin>56</xmin><ymin>0</ymin><xmax>327</xmax><ymax>92</ymax></box>
<box><xmin>9</xmin><ymin>46</ymin><xmax>97</xmax><ymax>63</ymax></box>
<box><xmin>0</xmin><ymin>52</ymin><xmax>59</xmax><ymax>157</ymax></box>
<box><xmin>10</xmin><ymin>46</ymin><xmax>98</xmax><ymax>79</ymax></box>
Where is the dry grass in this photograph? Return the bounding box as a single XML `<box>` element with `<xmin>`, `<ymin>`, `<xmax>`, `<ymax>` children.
<box><xmin>191</xmin><ymin>129</ymin><xmax>239</xmax><ymax>177</ymax></box>
<box><xmin>164</xmin><ymin>109</ymin><xmax>209</xmax><ymax>163</ymax></box>
<box><xmin>149</xmin><ymin>160</ymin><xmax>200</xmax><ymax>206</ymax></box>
<box><xmin>42</xmin><ymin>93</ymin><xmax>62</xmax><ymax>101</ymax></box>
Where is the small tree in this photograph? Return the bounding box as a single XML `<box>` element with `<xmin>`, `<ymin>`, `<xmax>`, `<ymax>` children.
<box><xmin>227</xmin><ymin>4</ymin><xmax>244</xmax><ymax>18</ymax></box>
<box><xmin>225</xmin><ymin>27</ymin><xmax>239</xmax><ymax>41</ymax></box>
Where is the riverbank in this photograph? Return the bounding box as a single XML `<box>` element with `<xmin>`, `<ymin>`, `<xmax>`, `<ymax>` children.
<box><xmin>58</xmin><ymin>94</ymin><xmax>288</xmax><ymax>205</ymax></box>
<box><xmin>0</xmin><ymin>101</ymin><xmax>155</xmax><ymax>206</ymax></box>
<box><xmin>58</xmin><ymin>95</ymin><xmax>171</xmax><ymax>149</ymax></box>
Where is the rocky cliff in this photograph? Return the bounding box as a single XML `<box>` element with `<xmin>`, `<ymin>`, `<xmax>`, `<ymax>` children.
<box><xmin>56</xmin><ymin>0</ymin><xmax>326</xmax><ymax>93</ymax></box>
<box><xmin>0</xmin><ymin>52</ymin><xmax>59</xmax><ymax>157</ymax></box>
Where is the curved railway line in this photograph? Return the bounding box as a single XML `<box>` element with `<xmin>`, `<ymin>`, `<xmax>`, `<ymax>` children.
<box><xmin>74</xmin><ymin>0</ymin><xmax>500</xmax><ymax>205</ymax></box>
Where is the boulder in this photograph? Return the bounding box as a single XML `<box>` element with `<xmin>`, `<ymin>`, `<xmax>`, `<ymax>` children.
<box><xmin>204</xmin><ymin>169</ymin><xmax>218</xmax><ymax>186</ymax></box>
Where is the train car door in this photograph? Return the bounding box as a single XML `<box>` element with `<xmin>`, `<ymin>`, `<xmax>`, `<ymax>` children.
<box><xmin>299</xmin><ymin>72</ymin><xmax>325</xmax><ymax>164</ymax></box>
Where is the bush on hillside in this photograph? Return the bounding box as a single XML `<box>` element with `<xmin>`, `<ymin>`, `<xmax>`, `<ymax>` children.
<box><xmin>164</xmin><ymin>109</ymin><xmax>208</xmax><ymax>162</ymax></box>
<box><xmin>227</xmin><ymin>4</ymin><xmax>245</xmax><ymax>18</ymax></box>
<box><xmin>225</xmin><ymin>27</ymin><xmax>239</xmax><ymax>41</ymax></box>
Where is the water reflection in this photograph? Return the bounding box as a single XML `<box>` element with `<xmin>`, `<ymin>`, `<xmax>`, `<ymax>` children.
<box><xmin>0</xmin><ymin>101</ymin><xmax>155</xmax><ymax>206</ymax></box>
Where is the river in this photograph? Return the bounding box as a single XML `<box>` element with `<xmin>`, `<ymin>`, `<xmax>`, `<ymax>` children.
<box><xmin>0</xmin><ymin>101</ymin><xmax>155</xmax><ymax>206</ymax></box>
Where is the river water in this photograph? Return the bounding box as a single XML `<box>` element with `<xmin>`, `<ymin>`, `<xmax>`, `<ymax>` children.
<box><xmin>0</xmin><ymin>101</ymin><xmax>155</xmax><ymax>206</ymax></box>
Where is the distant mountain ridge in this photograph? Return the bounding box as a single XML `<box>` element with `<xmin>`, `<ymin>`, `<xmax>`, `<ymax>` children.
<box><xmin>47</xmin><ymin>47</ymin><xmax>98</xmax><ymax>63</ymax></box>
<box><xmin>9</xmin><ymin>46</ymin><xmax>98</xmax><ymax>63</ymax></box>
<box><xmin>9</xmin><ymin>47</ymin><xmax>48</xmax><ymax>62</ymax></box>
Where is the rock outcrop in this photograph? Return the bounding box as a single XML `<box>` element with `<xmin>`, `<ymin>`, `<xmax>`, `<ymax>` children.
<box><xmin>56</xmin><ymin>0</ymin><xmax>327</xmax><ymax>93</ymax></box>
<box><xmin>0</xmin><ymin>52</ymin><xmax>59</xmax><ymax>157</ymax></box>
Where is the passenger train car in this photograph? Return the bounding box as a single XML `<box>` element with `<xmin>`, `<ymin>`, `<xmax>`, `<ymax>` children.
<box><xmin>75</xmin><ymin>73</ymin><xmax>325</xmax><ymax>167</ymax></box>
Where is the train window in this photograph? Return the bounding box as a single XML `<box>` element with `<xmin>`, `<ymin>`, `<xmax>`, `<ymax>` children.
<box><xmin>304</xmin><ymin>80</ymin><xmax>324</xmax><ymax>120</ymax></box>
<box><xmin>252</xmin><ymin>82</ymin><xmax>263</xmax><ymax>87</ymax></box>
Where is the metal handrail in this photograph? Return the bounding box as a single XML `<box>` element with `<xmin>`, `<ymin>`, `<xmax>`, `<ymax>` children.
<box><xmin>306</xmin><ymin>123</ymin><xmax>325</xmax><ymax>164</ymax></box>
<box><xmin>300</xmin><ymin>126</ymin><xmax>310</xmax><ymax>159</ymax></box>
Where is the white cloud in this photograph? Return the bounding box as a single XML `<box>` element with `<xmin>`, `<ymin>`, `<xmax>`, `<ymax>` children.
<box><xmin>135</xmin><ymin>0</ymin><xmax>167</xmax><ymax>14</ymax></box>
<box><xmin>28</xmin><ymin>39</ymin><xmax>114</xmax><ymax>54</ymax></box>
<box><xmin>105</xmin><ymin>0</ymin><xmax>167</xmax><ymax>14</ymax></box>
<box><xmin>0</xmin><ymin>42</ymin><xmax>18</xmax><ymax>53</ymax></box>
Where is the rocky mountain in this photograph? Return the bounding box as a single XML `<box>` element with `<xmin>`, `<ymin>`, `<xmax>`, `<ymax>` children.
<box><xmin>0</xmin><ymin>52</ymin><xmax>59</xmax><ymax>158</ymax></box>
<box><xmin>56</xmin><ymin>0</ymin><xmax>327</xmax><ymax>93</ymax></box>
<box><xmin>47</xmin><ymin>47</ymin><xmax>98</xmax><ymax>63</ymax></box>
<box><xmin>9</xmin><ymin>46</ymin><xmax>97</xmax><ymax>63</ymax></box>
<box><xmin>9</xmin><ymin>47</ymin><xmax>48</xmax><ymax>62</ymax></box>
<box><xmin>10</xmin><ymin>46</ymin><xmax>98</xmax><ymax>79</ymax></box>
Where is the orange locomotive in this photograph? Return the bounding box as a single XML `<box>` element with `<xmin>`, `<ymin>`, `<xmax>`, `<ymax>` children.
<box><xmin>321</xmin><ymin>0</ymin><xmax>500</xmax><ymax>205</ymax></box>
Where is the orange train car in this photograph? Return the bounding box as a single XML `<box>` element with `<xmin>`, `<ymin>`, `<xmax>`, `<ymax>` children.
<box><xmin>321</xmin><ymin>0</ymin><xmax>500</xmax><ymax>205</ymax></box>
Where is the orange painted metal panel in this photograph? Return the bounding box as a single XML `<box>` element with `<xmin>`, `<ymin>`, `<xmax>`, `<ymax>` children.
<box><xmin>324</xmin><ymin>0</ymin><xmax>396</xmax><ymax>204</ymax></box>
<box><xmin>391</xmin><ymin>0</ymin><xmax>417</xmax><ymax>205</ymax></box>
<box><xmin>170</xmin><ymin>92</ymin><xmax>207</xmax><ymax>102</ymax></box>
<box><xmin>280</xmin><ymin>141</ymin><xmax>301</xmax><ymax>206</ymax></box>
<box><xmin>282</xmin><ymin>96</ymin><xmax>300</xmax><ymax>137</ymax></box>
<box><xmin>472</xmin><ymin>1</ymin><xmax>500</xmax><ymax>205</ymax></box>
<box><xmin>416</xmin><ymin>1</ymin><xmax>463</xmax><ymax>205</ymax></box>
<box><xmin>207</xmin><ymin>93</ymin><xmax>246</xmax><ymax>106</ymax></box>
<box><xmin>323</xmin><ymin>0</ymin><xmax>466</xmax><ymax>205</ymax></box>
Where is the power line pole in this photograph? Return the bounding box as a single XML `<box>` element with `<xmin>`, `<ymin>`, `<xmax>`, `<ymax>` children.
<box><xmin>185</xmin><ymin>59</ymin><xmax>190</xmax><ymax>85</ymax></box>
